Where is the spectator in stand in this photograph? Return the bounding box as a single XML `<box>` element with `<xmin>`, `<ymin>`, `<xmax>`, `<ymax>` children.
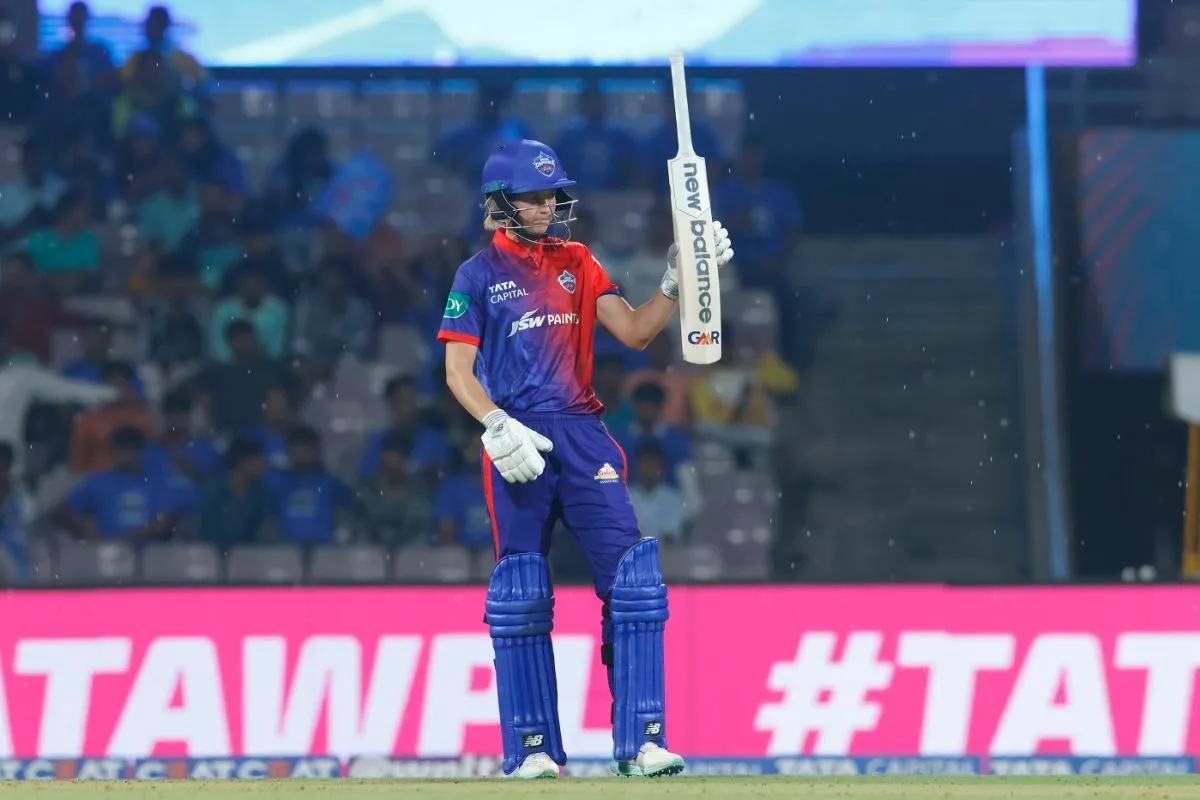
<box><xmin>60</xmin><ymin>426</ymin><xmax>189</xmax><ymax>542</ymax></box>
<box><xmin>179</xmin><ymin>117</ymin><xmax>245</xmax><ymax>196</ymax></box>
<box><xmin>0</xmin><ymin>139</ymin><xmax>68</xmax><ymax>246</ymax></box>
<box><xmin>0</xmin><ymin>443</ymin><xmax>33</xmax><ymax>582</ymax></box>
<box><xmin>435</xmin><ymin>438</ymin><xmax>492</xmax><ymax>551</ymax></box>
<box><xmin>43</xmin><ymin>3</ymin><xmax>116</xmax><ymax>92</ymax></box>
<box><xmin>68</xmin><ymin>361</ymin><xmax>156</xmax><ymax>474</ymax></box>
<box><xmin>54</xmin><ymin>129</ymin><xmax>114</xmax><ymax>213</ymax></box>
<box><xmin>552</xmin><ymin>81</ymin><xmax>640</xmax><ymax>191</ymax></box>
<box><xmin>594</xmin><ymin>354</ymin><xmax>633</xmax><ymax>430</ymax></box>
<box><xmin>193</xmin><ymin>319</ymin><xmax>297</xmax><ymax>433</ymax></box>
<box><xmin>115</xmin><ymin>114</ymin><xmax>163</xmax><ymax>204</ymax></box>
<box><xmin>192</xmin><ymin>180</ymin><xmax>249</xmax><ymax>291</ymax></box>
<box><xmin>137</xmin><ymin>151</ymin><xmax>199</xmax><ymax>258</ymax></box>
<box><xmin>143</xmin><ymin>389</ymin><xmax>222</xmax><ymax>484</ymax></box>
<box><xmin>262</xmin><ymin>128</ymin><xmax>335</xmax><ymax>229</ymax></box>
<box><xmin>0</xmin><ymin>10</ymin><xmax>44</xmax><ymax>127</ymax></box>
<box><xmin>62</xmin><ymin>321</ymin><xmax>146</xmax><ymax>396</ymax></box>
<box><xmin>198</xmin><ymin>435</ymin><xmax>273</xmax><ymax>552</ymax></box>
<box><xmin>628</xmin><ymin>442</ymin><xmax>686</xmax><ymax>542</ymax></box>
<box><xmin>357</xmin><ymin>432</ymin><xmax>436</xmax><ymax>547</ymax></box>
<box><xmin>39</xmin><ymin>2</ymin><xmax>115</xmax><ymax>145</ymax></box>
<box><xmin>244</xmin><ymin>384</ymin><xmax>296</xmax><ymax>469</ymax></box>
<box><xmin>143</xmin><ymin>253</ymin><xmax>206</xmax><ymax>372</ymax></box>
<box><xmin>209</xmin><ymin>262</ymin><xmax>290</xmax><ymax>363</ymax></box>
<box><xmin>612</xmin><ymin>383</ymin><xmax>702</xmax><ymax>518</ymax></box>
<box><xmin>24</xmin><ymin>189</ymin><xmax>101</xmax><ymax>293</ymax></box>
<box><xmin>0</xmin><ymin>251</ymin><xmax>93</xmax><ymax>364</ymax></box>
<box><xmin>266</xmin><ymin>426</ymin><xmax>355</xmax><ymax>545</ymax></box>
<box><xmin>431</xmin><ymin>83</ymin><xmax>534</xmax><ymax>183</ymax></box>
<box><xmin>119</xmin><ymin>6</ymin><xmax>206</xmax><ymax>91</ymax></box>
<box><xmin>622</xmin><ymin>334</ymin><xmax>692</xmax><ymax>428</ymax></box>
<box><xmin>358</xmin><ymin>375</ymin><xmax>450</xmax><ymax>479</ymax></box>
<box><xmin>291</xmin><ymin>260</ymin><xmax>374</xmax><ymax>386</ymax></box>
<box><xmin>112</xmin><ymin>47</ymin><xmax>198</xmax><ymax>143</ymax></box>
<box><xmin>0</xmin><ymin>319</ymin><xmax>116</xmax><ymax>477</ymax></box>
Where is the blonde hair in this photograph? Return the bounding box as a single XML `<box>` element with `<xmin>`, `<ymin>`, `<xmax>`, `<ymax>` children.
<box><xmin>482</xmin><ymin>197</ymin><xmax>505</xmax><ymax>232</ymax></box>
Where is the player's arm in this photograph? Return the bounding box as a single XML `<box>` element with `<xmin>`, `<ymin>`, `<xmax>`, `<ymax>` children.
<box><xmin>444</xmin><ymin>341</ymin><xmax>502</xmax><ymax>424</ymax></box>
<box><xmin>596</xmin><ymin>291</ymin><xmax>677</xmax><ymax>352</ymax></box>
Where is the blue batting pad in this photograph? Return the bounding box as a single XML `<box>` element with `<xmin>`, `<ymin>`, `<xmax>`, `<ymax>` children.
<box><xmin>609</xmin><ymin>537</ymin><xmax>670</xmax><ymax>761</ymax></box>
<box><xmin>486</xmin><ymin>553</ymin><xmax>566</xmax><ymax>773</ymax></box>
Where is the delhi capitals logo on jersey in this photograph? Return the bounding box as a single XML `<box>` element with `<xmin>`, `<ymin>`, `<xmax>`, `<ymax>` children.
<box><xmin>533</xmin><ymin>151</ymin><xmax>556</xmax><ymax>177</ymax></box>
<box><xmin>557</xmin><ymin>270</ymin><xmax>576</xmax><ymax>294</ymax></box>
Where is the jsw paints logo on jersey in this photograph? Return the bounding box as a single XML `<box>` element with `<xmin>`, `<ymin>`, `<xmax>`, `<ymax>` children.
<box><xmin>508</xmin><ymin>309</ymin><xmax>579</xmax><ymax>338</ymax></box>
<box><xmin>489</xmin><ymin>281</ymin><xmax>528</xmax><ymax>304</ymax></box>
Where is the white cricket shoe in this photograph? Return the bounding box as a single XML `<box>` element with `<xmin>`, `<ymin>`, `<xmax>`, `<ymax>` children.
<box><xmin>612</xmin><ymin>743</ymin><xmax>686</xmax><ymax>778</ymax></box>
<box><xmin>514</xmin><ymin>752</ymin><xmax>560</xmax><ymax>779</ymax></box>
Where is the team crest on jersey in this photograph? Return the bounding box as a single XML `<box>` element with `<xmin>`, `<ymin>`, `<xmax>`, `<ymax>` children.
<box><xmin>594</xmin><ymin>463</ymin><xmax>620</xmax><ymax>482</ymax></box>
<box><xmin>557</xmin><ymin>270</ymin><xmax>576</xmax><ymax>294</ymax></box>
<box><xmin>533</xmin><ymin>151</ymin><xmax>556</xmax><ymax>177</ymax></box>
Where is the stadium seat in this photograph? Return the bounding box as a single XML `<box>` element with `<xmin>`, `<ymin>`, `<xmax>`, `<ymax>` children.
<box><xmin>361</xmin><ymin>80</ymin><xmax>433</xmax><ymax>124</ymax></box>
<box><xmin>142</xmin><ymin>543</ymin><xmax>222</xmax><ymax>584</ymax></box>
<box><xmin>310</xmin><ymin>545</ymin><xmax>390</xmax><ymax>583</ymax></box>
<box><xmin>434</xmin><ymin>80</ymin><xmax>479</xmax><ymax>135</ymax></box>
<box><xmin>392</xmin><ymin>544</ymin><xmax>472</xmax><ymax>583</ymax></box>
<box><xmin>210</xmin><ymin>80</ymin><xmax>279</xmax><ymax>122</ymax></box>
<box><xmin>27</xmin><ymin>537</ymin><xmax>56</xmax><ymax>583</ymax></box>
<box><xmin>660</xmin><ymin>543</ymin><xmax>725</xmax><ymax>582</ymax></box>
<box><xmin>282</xmin><ymin>81</ymin><xmax>358</xmax><ymax>131</ymax></box>
<box><xmin>226</xmin><ymin>544</ymin><xmax>305</xmax><ymax>584</ymax></box>
<box><xmin>471</xmin><ymin>548</ymin><xmax>496</xmax><ymax>582</ymax></box>
<box><xmin>56</xmin><ymin>541</ymin><xmax>137</xmax><ymax>585</ymax></box>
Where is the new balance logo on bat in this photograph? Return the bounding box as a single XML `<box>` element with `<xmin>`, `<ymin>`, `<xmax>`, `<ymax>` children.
<box><xmin>508</xmin><ymin>309</ymin><xmax>579</xmax><ymax>338</ymax></box>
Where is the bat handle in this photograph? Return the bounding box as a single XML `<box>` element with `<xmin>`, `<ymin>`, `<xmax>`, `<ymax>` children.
<box><xmin>670</xmin><ymin>53</ymin><xmax>694</xmax><ymax>155</ymax></box>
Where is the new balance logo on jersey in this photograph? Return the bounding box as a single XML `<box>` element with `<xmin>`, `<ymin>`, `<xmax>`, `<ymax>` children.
<box><xmin>508</xmin><ymin>309</ymin><xmax>580</xmax><ymax>338</ymax></box>
<box><xmin>489</xmin><ymin>280</ymin><xmax>528</xmax><ymax>304</ymax></box>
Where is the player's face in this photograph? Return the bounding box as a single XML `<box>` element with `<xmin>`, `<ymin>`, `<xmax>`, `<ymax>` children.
<box><xmin>510</xmin><ymin>191</ymin><xmax>556</xmax><ymax>235</ymax></box>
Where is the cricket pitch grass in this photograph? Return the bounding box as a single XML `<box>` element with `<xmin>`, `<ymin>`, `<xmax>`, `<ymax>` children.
<box><xmin>2</xmin><ymin>778</ymin><xmax>1200</xmax><ymax>799</ymax></box>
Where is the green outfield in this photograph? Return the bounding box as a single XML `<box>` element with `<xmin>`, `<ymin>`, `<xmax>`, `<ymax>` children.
<box><xmin>2</xmin><ymin>778</ymin><xmax>1200</xmax><ymax>799</ymax></box>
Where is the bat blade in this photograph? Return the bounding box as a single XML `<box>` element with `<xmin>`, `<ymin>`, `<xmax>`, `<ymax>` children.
<box><xmin>667</xmin><ymin>53</ymin><xmax>722</xmax><ymax>365</ymax></box>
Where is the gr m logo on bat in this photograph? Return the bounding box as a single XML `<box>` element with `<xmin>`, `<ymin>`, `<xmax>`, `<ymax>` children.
<box><xmin>687</xmin><ymin>330</ymin><xmax>720</xmax><ymax>346</ymax></box>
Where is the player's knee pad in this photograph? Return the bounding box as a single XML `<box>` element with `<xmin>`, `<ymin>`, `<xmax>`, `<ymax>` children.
<box><xmin>609</xmin><ymin>537</ymin><xmax>669</xmax><ymax>761</ymax></box>
<box><xmin>486</xmin><ymin>553</ymin><xmax>567</xmax><ymax>773</ymax></box>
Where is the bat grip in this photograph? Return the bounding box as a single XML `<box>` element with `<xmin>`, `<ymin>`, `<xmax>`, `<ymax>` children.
<box><xmin>670</xmin><ymin>54</ymin><xmax>694</xmax><ymax>154</ymax></box>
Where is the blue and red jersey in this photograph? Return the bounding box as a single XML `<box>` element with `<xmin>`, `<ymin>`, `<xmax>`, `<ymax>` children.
<box><xmin>437</xmin><ymin>230</ymin><xmax>621</xmax><ymax>415</ymax></box>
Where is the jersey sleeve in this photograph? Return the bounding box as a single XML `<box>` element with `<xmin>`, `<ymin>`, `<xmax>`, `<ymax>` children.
<box><xmin>586</xmin><ymin>250</ymin><xmax>622</xmax><ymax>299</ymax></box>
<box><xmin>436</xmin><ymin>264</ymin><xmax>485</xmax><ymax>347</ymax></box>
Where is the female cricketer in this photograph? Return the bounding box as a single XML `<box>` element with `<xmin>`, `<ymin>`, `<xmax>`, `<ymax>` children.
<box><xmin>437</xmin><ymin>139</ymin><xmax>733</xmax><ymax>779</ymax></box>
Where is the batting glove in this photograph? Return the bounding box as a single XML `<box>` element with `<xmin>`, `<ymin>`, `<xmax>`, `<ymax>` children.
<box><xmin>481</xmin><ymin>410</ymin><xmax>554</xmax><ymax>484</ymax></box>
<box><xmin>661</xmin><ymin>220</ymin><xmax>735</xmax><ymax>300</ymax></box>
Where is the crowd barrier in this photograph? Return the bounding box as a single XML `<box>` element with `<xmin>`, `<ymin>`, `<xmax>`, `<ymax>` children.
<box><xmin>0</xmin><ymin>584</ymin><xmax>1197</xmax><ymax>776</ymax></box>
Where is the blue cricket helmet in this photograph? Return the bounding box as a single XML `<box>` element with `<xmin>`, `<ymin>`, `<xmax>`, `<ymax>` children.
<box><xmin>481</xmin><ymin>139</ymin><xmax>575</xmax><ymax>195</ymax></box>
<box><xmin>480</xmin><ymin>139</ymin><xmax>578</xmax><ymax>242</ymax></box>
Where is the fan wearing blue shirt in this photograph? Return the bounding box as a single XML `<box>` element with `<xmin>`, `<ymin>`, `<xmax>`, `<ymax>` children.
<box><xmin>61</xmin><ymin>321</ymin><xmax>146</xmax><ymax>397</ymax></box>
<box><xmin>435</xmin><ymin>438</ymin><xmax>493</xmax><ymax>552</ymax></box>
<box><xmin>430</xmin><ymin>83</ymin><xmax>535</xmax><ymax>184</ymax></box>
<box><xmin>142</xmin><ymin>389</ymin><xmax>223</xmax><ymax>483</ymax></box>
<box><xmin>359</xmin><ymin>375</ymin><xmax>451</xmax><ymax>479</ymax></box>
<box><xmin>552</xmin><ymin>83</ymin><xmax>640</xmax><ymax>191</ymax></box>
<box><xmin>266</xmin><ymin>425</ymin><xmax>355</xmax><ymax>544</ymax></box>
<box><xmin>611</xmin><ymin>383</ymin><xmax>693</xmax><ymax>486</ymax></box>
<box><xmin>243</xmin><ymin>384</ymin><xmax>295</xmax><ymax>469</ymax></box>
<box><xmin>60</xmin><ymin>426</ymin><xmax>191</xmax><ymax>541</ymax></box>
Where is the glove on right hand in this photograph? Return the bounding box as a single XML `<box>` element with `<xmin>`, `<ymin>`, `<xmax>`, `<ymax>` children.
<box><xmin>481</xmin><ymin>410</ymin><xmax>554</xmax><ymax>484</ymax></box>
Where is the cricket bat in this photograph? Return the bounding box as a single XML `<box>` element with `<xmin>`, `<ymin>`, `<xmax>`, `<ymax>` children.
<box><xmin>666</xmin><ymin>52</ymin><xmax>723</xmax><ymax>365</ymax></box>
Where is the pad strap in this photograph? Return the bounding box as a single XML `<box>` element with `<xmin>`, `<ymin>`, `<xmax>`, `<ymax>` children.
<box><xmin>609</xmin><ymin>537</ymin><xmax>670</xmax><ymax>761</ymax></box>
<box><xmin>486</xmin><ymin>553</ymin><xmax>566</xmax><ymax>773</ymax></box>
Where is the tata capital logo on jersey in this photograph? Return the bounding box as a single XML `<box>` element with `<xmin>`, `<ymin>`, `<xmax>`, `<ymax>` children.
<box><xmin>533</xmin><ymin>152</ymin><xmax>556</xmax><ymax>177</ymax></box>
<box><xmin>489</xmin><ymin>280</ymin><xmax>528</xmax><ymax>304</ymax></box>
<box><xmin>687</xmin><ymin>330</ymin><xmax>721</xmax><ymax>345</ymax></box>
<box><xmin>508</xmin><ymin>309</ymin><xmax>580</xmax><ymax>338</ymax></box>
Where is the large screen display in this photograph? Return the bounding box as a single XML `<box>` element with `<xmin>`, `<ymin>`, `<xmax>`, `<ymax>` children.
<box><xmin>38</xmin><ymin>0</ymin><xmax>1136</xmax><ymax>67</ymax></box>
<box><xmin>0</xmin><ymin>584</ymin><xmax>1197</xmax><ymax>762</ymax></box>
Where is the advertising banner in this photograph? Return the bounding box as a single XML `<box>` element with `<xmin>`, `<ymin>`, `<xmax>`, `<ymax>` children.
<box><xmin>0</xmin><ymin>585</ymin><xmax>1198</xmax><ymax>761</ymax></box>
